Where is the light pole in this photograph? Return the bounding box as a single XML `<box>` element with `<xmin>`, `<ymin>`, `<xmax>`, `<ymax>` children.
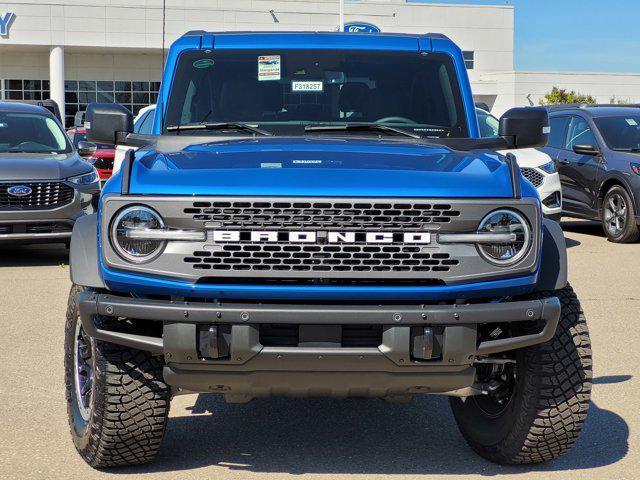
<box><xmin>339</xmin><ymin>0</ymin><xmax>344</xmax><ymax>31</ymax></box>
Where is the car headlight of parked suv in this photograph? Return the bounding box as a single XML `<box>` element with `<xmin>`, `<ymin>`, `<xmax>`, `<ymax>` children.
<box><xmin>110</xmin><ymin>206</ymin><xmax>166</xmax><ymax>263</ymax></box>
<box><xmin>477</xmin><ymin>209</ymin><xmax>531</xmax><ymax>266</ymax></box>
<box><xmin>538</xmin><ymin>160</ymin><xmax>556</xmax><ymax>174</ymax></box>
<box><xmin>69</xmin><ymin>168</ymin><xmax>100</xmax><ymax>185</ymax></box>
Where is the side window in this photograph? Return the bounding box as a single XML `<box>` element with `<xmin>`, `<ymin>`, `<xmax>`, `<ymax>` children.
<box><xmin>133</xmin><ymin>112</ymin><xmax>149</xmax><ymax>134</ymax></box>
<box><xmin>566</xmin><ymin>116</ymin><xmax>597</xmax><ymax>150</ymax></box>
<box><xmin>136</xmin><ymin>110</ymin><xmax>155</xmax><ymax>134</ymax></box>
<box><xmin>477</xmin><ymin>111</ymin><xmax>499</xmax><ymax>138</ymax></box>
<box><xmin>548</xmin><ymin>116</ymin><xmax>570</xmax><ymax>149</ymax></box>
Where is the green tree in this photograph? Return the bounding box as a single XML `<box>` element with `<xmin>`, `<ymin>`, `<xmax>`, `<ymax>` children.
<box><xmin>539</xmin><ymin>86</ymin><xmax>596</xmax><ymax>106</ymax></box>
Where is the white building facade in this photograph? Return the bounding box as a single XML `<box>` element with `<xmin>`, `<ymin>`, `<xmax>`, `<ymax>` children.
<box><xmin>0</xmin><ymin>0</ymin><xmax>638</xmax><ymax>126</ymax></box>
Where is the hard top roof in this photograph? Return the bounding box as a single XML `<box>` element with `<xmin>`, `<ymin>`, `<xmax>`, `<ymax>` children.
<box><xmin>182</xmin><ymin>30</ymin><xmax>451</xmax><ymax>41</ymax></box>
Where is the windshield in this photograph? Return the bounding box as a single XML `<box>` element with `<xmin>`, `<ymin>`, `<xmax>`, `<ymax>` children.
<box><xmin>594</xmin><ymin>114</ymin><xmax>640</xmax><ymax>150</ymax></box>
<box><xmin>0</xmin><ymin>112</ymin><xmax>72</xmax><ymax>154</ymax></box>
<box><xmin>165</xmin><ymin>49</ymin><xmax>469</xmax><ymax>138</ymax></box>
<box><xmin>477</xmin><ymin>109</ymin><xmax>499</xmax><ymax>138</ymax></box>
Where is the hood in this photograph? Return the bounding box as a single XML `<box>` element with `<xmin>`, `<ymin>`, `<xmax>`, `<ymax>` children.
<box><xmin>500</xmin><ymin>147</ymin><xmax>553</xmax><ymax>169</ymax></box>
<box><xmin>128</xmin><ymin>137</ymin><xmax>515</xmax><ymax>198</ymax></box>
<box><xmin>0</xmin><ymin>152</ymin><xmax>93</xmax><ymax>181</ymax></box>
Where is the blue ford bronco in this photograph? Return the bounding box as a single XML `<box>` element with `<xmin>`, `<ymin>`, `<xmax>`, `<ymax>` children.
<box><xmin>65</xmin><ymin>31</ymin><xmax>592</xmax><ymax>468</ymax></box>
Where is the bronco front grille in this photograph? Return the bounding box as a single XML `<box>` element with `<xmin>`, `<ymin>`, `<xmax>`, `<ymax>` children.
<box><xmin>184</xmin><ymin>200</ymin><xmax>461</xmax><ymax>230</ymax></box>
<box><xmin>0</xmin><ymin>182</ymin><xmax>75</xmax><ymax>210</ymax></box>
<box><xmin>184</xmin><ymin>245</ymin><xmax>459</xmax><ymax>274</ymax></box>
<box><xmin>101</xmin><ymin>196</ymin><xmax>542</xmax><ymax>283</ymax></box>
<box><xmin>521</xmin><ymin>168</ymin><xmax>544</xmax><ymax>188</ymax></box>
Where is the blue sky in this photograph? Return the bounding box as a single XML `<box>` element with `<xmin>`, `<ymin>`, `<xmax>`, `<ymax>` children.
<box><xmin>412</xmin><ymin>0</ymin><xmax>640</xmax><ymax>73</ymax></box>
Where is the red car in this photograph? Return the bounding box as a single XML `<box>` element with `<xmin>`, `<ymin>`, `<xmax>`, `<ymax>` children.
<box><xmin>67</xmin><ymin>127</ymin><xmax>115</xmax><ymax>186</ymax></box>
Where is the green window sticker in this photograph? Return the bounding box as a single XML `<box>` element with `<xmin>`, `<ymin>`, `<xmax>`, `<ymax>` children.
<box><xmin>193</xmin><ymin>58</ymin><xmax>215</xmax><ymax>69</ymax></box>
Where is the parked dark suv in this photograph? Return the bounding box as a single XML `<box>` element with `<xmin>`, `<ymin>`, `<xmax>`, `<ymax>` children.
<box><xmin>542</xmin><ymin>105</ymin><xmax>640</xmax><ymax>242</ymax></box>
<box><xmin>0</xmin><ymin>102</ymin><xmax>100</xmax><ymax>245</ymax></box>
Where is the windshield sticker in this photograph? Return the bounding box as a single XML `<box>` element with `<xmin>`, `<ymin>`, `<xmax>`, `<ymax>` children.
<box><xmin>258</xmin><ymin>55</ymin><xmax>281</xmax><ymax>81</ymax></box>
<box><xmin>260</xmin><ymin>162</ymin><xmax>282</xmax><ymax>169</ymax></box>
<box><xmin>626</xmin><ymin>118</ymin><xmax>638</xmax><ymax>126</ymax></box>
<box><xmin>193</xmin><ymin>58</ymin><xmax>215</xmax><ymax>69</ymax></box>
<box><xmin>292</xmin><ymin>81</ymin><xmax>323</xmax><ymax>93</ymax></box>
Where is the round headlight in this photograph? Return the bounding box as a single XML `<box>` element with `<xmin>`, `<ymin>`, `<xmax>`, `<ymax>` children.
<box><xmin>477</xmin><ymin>209</ymin><xmax>531</xmax><ymax>266</ymax></box>
<box><xmin>110</xmin><ymin>206</ymin><xmax>165</xmax><ymax>263</ymax></box>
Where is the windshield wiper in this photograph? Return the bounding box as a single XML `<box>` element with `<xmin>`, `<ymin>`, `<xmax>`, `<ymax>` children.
<box><xmin>304</xmin><ymin>123</ymin><xmax>421</xmax><ymax>139</ymax></box>
<box><xmin>166</xmin><ymin>122</ymin><xmax>272</xmax><ymax>136</ymax></box>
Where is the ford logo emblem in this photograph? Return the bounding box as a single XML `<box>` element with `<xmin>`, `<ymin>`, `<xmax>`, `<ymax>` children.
<box><xmin>7</xmin><ymin>185</ymin><xmax>32</xmax><ymax>197</ymax></box>
<box><xmin>344</xmin><ymin>22</ymin><xmax>381</xmax><ymax>33</ymax></box>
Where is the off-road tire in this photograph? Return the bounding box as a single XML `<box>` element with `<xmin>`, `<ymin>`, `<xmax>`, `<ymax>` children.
<box><xmin>64</xmin><ymin>285</ymin><xmax>171</xmax><ymax>468</ymax></box>
<box><xmin>601</xmin><ymin>185</ymin><xmax>640</xmax><ymax>243</ymax></box>
<box><xmin>450</xmin><ymin>284</ymin><xmax>592</xmax><ymax>464</ymax></box>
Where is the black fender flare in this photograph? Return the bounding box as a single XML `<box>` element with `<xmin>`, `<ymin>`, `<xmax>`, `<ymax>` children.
<box><xmin>534</xmin><ymin>218</ymin><xmax>567</xmax><ymax>292</ymax></box>
<box><xmin>70</xmin><ymin>214</ymin><xmax>106</xmax><ymax>289</ymax></box>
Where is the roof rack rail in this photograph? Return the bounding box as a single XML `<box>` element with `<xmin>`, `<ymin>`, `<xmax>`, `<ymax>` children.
<box><xmin>544</xmin><ymin>103</ymin><xmax>589</xmax><ymax>112</ymax></box>
<box><xmin>545</xmin><ymin>103</ymin><xmax>640</xmax><ymax>112</ymax></box>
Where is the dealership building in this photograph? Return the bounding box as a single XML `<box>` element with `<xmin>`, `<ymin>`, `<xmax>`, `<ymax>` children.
<box><xmin>1</xmin><ymin>0</ymin><xmax>640</xmax><ymax>126</ymax></box>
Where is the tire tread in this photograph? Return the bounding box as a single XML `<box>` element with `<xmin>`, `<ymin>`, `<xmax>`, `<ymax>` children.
<box><xmin>65</xmin><ymin>285</ymin><xmax>170</xmax><ymax>468</ymax></box>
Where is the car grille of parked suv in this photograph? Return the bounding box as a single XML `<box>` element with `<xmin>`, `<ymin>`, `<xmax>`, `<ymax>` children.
<box><xmin>520</xmin><ymin>168</ymin><xmax>545</xmax><ymax>188</ymax></box>
<box><xmin>0</xmin><ymin>182</ymin><xmax>75</xmax><ymax>210</ymax></box>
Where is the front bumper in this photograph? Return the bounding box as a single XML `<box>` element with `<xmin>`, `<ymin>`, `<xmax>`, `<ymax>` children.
<box><xmin>0</xmin><ymin>183</ymin><xmax>98</xmax><ymax>242</ymax></box>
<box><xmin>78</xmin><ymin>291</ymin><xmax>560</xmax><ymax>399</ymax></box>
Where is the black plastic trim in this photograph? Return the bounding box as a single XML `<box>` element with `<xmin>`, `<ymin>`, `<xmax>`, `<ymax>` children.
<box><xmin>120</xmin><ymin>149</ymin><xmax>135</xmax><ymax>195</ymax></box>
<box><xmin>77</xmin><ymin>291</ymin><xmax>560</xmax><ymax>357</ymax></box>
<box><xmin>506</xmin><ymin>152</ymin><xmax>521</xmax><ymax>199</ymax></box>
<box><xmin>69</xmin><ymin>214</ymin><xmax>106</xmax><ymax>289</ymax></box>
<box><xmin>534</xmin><ymin>218</ymin><xmax>568</xmax><ymax>292</ymax></box>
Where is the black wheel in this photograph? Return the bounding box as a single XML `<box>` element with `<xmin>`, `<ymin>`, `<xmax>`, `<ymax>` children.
<box><xmin>64</xmin><ymin>285</ymin><xmax>171</xmax><ymax>468</ymax></box>
<box><xmin>601</xmin><ymin>185</ymin><xmax>640</xmax><ymax>243</ymax></box>
<box><xmin>450</xmin><ymin>284</ymin><xmax>592</xmax><ymax>465</ymax></box>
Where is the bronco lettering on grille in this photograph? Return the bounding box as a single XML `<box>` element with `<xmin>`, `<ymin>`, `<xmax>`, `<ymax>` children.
<box><xmin>210</xmin><ymin>230</ymin><xmax>432</xmax><ymax>244</ymax></box>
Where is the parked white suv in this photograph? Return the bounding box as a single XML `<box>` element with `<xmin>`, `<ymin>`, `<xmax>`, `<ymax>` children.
<box><xmin>477</xmin><ymin>108</ymin><xmax>562</xmax><ymax>220</ymax></box>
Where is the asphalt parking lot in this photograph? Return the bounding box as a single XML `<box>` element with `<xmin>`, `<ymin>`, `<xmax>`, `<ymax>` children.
<box><xmin>0</xmin><ymin>219</ymin><xmax>637</xmax><ymax>480</ymax></box>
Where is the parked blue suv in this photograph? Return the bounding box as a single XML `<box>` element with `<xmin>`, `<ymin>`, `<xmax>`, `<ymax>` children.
<box><xmin>65</xmin><ymin>31</ymin><xmax>591</xmax><ymax>468</ymax></box>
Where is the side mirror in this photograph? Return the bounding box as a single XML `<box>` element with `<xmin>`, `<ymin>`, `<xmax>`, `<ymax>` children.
<box><xmin>499</xmin><ymin>107</ymin><xmax>549</xmax><ymax>149</ymax></box>
<box><xmin>573</xmin><ymin>144</ymin><xmax>599</xmax><ymax>156</ymax></box>
<box><xmin>77</xmin><ymin>140</ymin><xmax>97</xmax><ymax>157</ymax></box>
<box><xmin>85</xmin><ymin>103</ymin><xmax>133</xmax><ymax>145</ymax></box>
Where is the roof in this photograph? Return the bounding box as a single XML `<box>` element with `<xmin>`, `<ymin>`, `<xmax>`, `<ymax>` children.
<box><xmin>547</xmin><ymin>104</ymin><xmax>640</xmax><ymax>117</ymax></box>
<box><xmin>182</xmin><ymin>30</ymin><xmax>451</xmax><ymax>41</ymax></box>
<box><xmin>176</xmin><ymin>31</ymin><xmax>455</xmax><ymax>52</ymax></box>
<box><xmin>0</xmin><ymin>101</ymin><xmax>51</xmax><ymax>114</ymax></box>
